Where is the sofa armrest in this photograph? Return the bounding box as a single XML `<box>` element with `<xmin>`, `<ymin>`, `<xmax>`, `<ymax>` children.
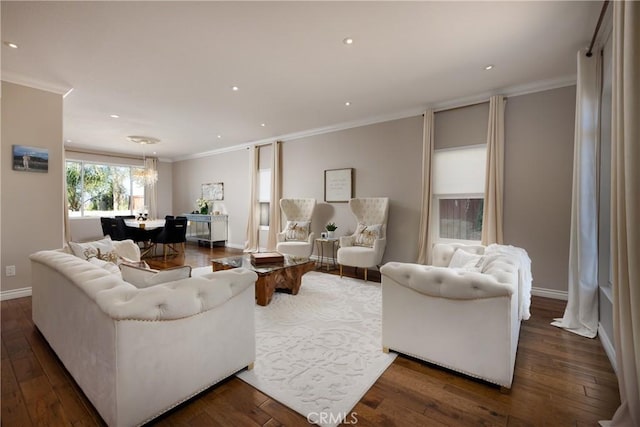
<box><xmin>380</xmin><ymin>262</ymin><xmax>514</xmax><ymax>299</ymax></box>
<box><xmin>276</xmin><ymin>231</ymin><xmax>286</xmax><ymax>243</ymax></box>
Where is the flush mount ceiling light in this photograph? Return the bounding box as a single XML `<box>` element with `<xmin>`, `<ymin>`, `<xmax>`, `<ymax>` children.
<box><xmin>343</xmin><ymin>37</ymin><xmax>354</xmax><ymax>45</ymax></box>
<box><xmin>110</xmin><ymin>114</ymin><xmax>120</xmax><ymax>118</ymax></box>
<box><xmin>128</xmin><ymin>135</ymin><xmax>159</xmax><ymax>185</ymax></box>
<box><xmin>3</xmin><ymin>41</ymin><xmax>18</xmax><ymax>49</ymax></box>
<box><xmin>485</xmin><ymin>65</ymin><xmax>494</xmax><ymax>70</ymax></box>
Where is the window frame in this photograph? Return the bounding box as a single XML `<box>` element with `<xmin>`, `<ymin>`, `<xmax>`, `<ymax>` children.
<box><xmin>66</xmin><ymin>159</ymin><xmax>145</xmax><ymax>218</ymax></box>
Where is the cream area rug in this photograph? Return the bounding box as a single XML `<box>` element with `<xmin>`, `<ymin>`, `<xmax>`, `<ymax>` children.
<box><xmin>192</xmin><ymin>268</ymin><xmax>396</xmax><ymax>427</ymax></box>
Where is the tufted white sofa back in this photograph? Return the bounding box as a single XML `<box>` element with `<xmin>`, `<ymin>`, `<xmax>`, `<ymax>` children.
<box><xmin>30</xmin><ymin>250</ymin><xmax>257</xmax><ymax>321</ymax></box>
<box><xmin>348</xmin><ymin>197</ymin><xmax>389</xmax><ymax>235</ymax></box>
<box><xmin>280</xmin><ymin>198</ymin><xmax>316</xmax><ymax>222</ymax></box>
<box><xmin>432</xmin><ymin>243</ymin><xmax>485</xmax><ymax>267</ymax></box>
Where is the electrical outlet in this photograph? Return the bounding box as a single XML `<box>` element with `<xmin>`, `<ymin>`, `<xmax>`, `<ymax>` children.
<box><xmin>6</xmin><ymin>265</ymin><xmax>16</xmax><ymax>277</ymax></box>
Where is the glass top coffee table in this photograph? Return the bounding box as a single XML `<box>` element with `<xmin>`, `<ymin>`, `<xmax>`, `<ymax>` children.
<box><xmin>211</xmin><ymin>254</ymin><xmax>315</xmax><ymax>306</ymax></box>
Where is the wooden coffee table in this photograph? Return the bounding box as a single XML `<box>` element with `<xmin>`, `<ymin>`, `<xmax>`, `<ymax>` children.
<box><xmin>211</xmin><ymin>255</ymin><xmax>315</xmax><ymax>306</ymax></box>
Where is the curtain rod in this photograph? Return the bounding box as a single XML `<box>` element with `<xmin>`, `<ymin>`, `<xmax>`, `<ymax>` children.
<box><xmin>586</xmin><ymin>0</ymin><xmax>610</xmax><ymax>57</ymax></box>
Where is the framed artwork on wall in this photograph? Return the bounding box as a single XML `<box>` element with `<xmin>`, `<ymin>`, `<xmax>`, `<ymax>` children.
<box><xmin>324</xmin><ymin>168</ymin><xmax>353</xmax><ymax>203</ymax></box>
<box><xmin>202</xmin><ymin>182</ymin><xmax>224</xmax><ymax>201</ymax></box>
<box><xmin>12</xmin><ymin>145</ymin><xmax>49</xmax><ymax>173</ymax></box>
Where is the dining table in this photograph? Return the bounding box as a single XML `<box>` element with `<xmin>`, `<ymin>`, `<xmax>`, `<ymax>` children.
<box><xmin>124</xmin><ymin>219</ymin><xmax>166</xmax><ymax>258</ymax></box>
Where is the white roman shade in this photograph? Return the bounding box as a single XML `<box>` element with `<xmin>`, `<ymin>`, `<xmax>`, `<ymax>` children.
<box><xmin>433</xmin><ymin>145</ymin><xmax>487</xmax><ymax>195</ymax></box>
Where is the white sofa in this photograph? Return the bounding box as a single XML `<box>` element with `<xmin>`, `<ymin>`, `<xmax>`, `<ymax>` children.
<box><xmin>380</xmin><ymin>243</ymin><xmax>531</xmax><ymax>389</ymax></box>
<box><xmin>29</xmin><ymin>240</ymin><xmax>258</xmax><ymax>427</ymax></box>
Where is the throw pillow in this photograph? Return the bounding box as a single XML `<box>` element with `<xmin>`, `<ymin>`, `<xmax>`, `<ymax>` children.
<box><xmin>448</xmin><ymin>249</ymin><xmax>483</xmax><ymax>271</ymax></box>
<box><xmin>354</xmin><ymin>223</ymin><xmax>382</xmax><ymax>247</ymax></box>
<box><xmin>284</xmin><ymin>221</ymin><xmax>310</xmax><ymax>241</ymax></box>
<box><xmin>88</xmin><ymin>257</ymin><xmax>123</xmax><ymax>277</ymax></box>
<box><xmin>120</xmin><ymin>264</ymin><xmax>192</xmax><ymax>289</ymax></box>
<box><xmin>69</xmin><ymin>236</ymin><xmax>115</xmax><ymax>261</ymax></box>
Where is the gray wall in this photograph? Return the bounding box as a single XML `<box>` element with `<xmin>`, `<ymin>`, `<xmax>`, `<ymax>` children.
<box><xmin>1</xmin><ymin>81</ymin><xmax>64</xmax><ymax>293</ymax></box>
<box><xmin>504</xmin><ymin>86</ymin><xmax>576</xmax><ymax>291</ymax></box>
<box><xmin>172</xmin><ymin>86</ymin><xmax>576</xmax><ymax>292</ymax></box>
<box><xmin>282</xmin><ymin>116</ymin><xmax>424</xmax><ymax>263</ymax></box>
<box><xmin>172</xmin><ymin>149</ymin><xmax>250</xmax><ymax>248</ymax></box>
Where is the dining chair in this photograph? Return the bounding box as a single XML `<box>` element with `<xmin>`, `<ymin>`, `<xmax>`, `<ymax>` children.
<box><xmin>151</xmin><ymin>217</ymin><xmax>188</xmax><ymax>260</ymax></box>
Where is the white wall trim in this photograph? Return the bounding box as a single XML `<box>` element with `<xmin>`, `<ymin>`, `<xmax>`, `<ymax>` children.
<box><xmin>1</xmin><ymin>287</ymin><xmax>32</xmax><ymax>301</ymax></box>
<box><xmin>171</xmin><ymin>75</ymin><xmax>578</xmax><ymax>163</ymax></box>
<box><xmin>598</xmin><ymin>323</ymin><xmax>617</xmax><ymax>374</ymax></box>
<box><xmin>225</xmin><ymin>242</ymin><xmax>245</xmax><ymax>251</ymax></box>
<box><xmin>2</xmin><ymin>72</ymin><xmax>72</xmax><ymax>96</ymax></box>
<box><xmin>531</xmin><ymin>286</ymin><xmax>568</xmax><ymax>301</ymax></box>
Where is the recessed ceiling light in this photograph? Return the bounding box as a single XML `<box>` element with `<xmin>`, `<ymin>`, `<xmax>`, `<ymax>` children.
<box><xmin>65</xmin><ymin>139</ymin><xmax>72</xmax><ymax>143</ymax></box>
<box><xmin>343</xmin><ymin>37</ymin><xmax>354</xmax><ymax>45</ymax></box>
<box><xmin>217</xmin><ymin>135</ymin><xmax>222</xmax><ymax>139</ymax></box>
<box><xmin>231</xmin><ymin>86</ymin><xmax>239</xmax><ymax>91</ymax></box>
<box><xmin>345</xmin><ymin>101</ymin><xmax>351</xmax><ymax>106</ymax></box>
<box><xmin>3</xmin><ymin>41</ymin><xmax>18</xmax><ymax>49</ymax></box>
<box><xmin>485</xmin><ymin>65</ymin><xmax>494</xmax><ymax>70</ymax></box>
<box><xmin>110</xmin><ymin>114</ymin><xmax>120</xmax><ymax>118</ymax></box>
<box><xmin>260</xmin><ymin>123</ymin><xmax>266</xmax><ymax>127</ymax></box>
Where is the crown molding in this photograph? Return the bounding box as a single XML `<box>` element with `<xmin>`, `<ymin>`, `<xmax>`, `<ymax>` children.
<box><xmin>1</xmin><ymin>71</ymin><xmax>73</xmax><ymax>96</ymax></box>
<box><xmin>432</xmin><ymin>74</ymin><xmax>577</xmax><ymax>112</ymax></box>
<box><xmin>172</xmin><ymin>75</ymin><xmax>577</xmax><ymax>162</ymax></box>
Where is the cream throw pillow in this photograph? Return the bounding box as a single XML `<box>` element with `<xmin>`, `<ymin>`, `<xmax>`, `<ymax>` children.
<box><xmin>120</xmin><ymin>264</ymin><xmax>192</xmax><ymax>289</ymax></box>
<box><xmin>448</xmin><ymin>249</ymin><xmax>483</xmax><ymax>271</ymax></box>
<box><xmin>354</xmin><ymin>223</ymin><xmax>382</xmax><ymax>247</ymax></box>
<box><xmin>69</xmin><ymin>236</ymin><xmax>116</xmax><ymax>261</ymax></box>
<box><xmin>284</xmin><ymin>221</ymin><xmax>310</xmax><ymax>241</ymax></box>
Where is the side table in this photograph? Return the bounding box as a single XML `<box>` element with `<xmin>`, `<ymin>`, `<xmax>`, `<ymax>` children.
<box><xmin>315</xmin><ymin>238</ymin><xmax>339</xmax><ymax>271</ymax></box>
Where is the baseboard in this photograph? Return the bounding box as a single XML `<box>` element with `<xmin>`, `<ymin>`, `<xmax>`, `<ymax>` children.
<box><xmin>531</xmin><ymin>286</ymin><xmax>568</xmax><ymax>301</ymax></box>
<box><xmin>226</xmin><ymin>242</ymin><xmax>245</xmax><ymax>250</ymax></box>
<box><xmin>598</xmin><ymin>323</ymin><xmax>617</xmax><ymax>374</ymax></box>
<box><xmin>1</xmin><ymin>286</ymin><xmax>32</xmax><ymax>301</ymax></box>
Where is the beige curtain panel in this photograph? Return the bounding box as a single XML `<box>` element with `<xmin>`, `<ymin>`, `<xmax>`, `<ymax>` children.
<box><xmin>552</xmin><ymin>49</ymin><xmax>601</xmax><ymax>339</ymax></box>
<box><xmin>416</xmin><ymin>110</ymin><xmax>435</xmax><ymax>264</ymax></box>
<box><xmin>266</xmin><ymin>141</ymin><xmax>282</xmax><ymax>251</ymax></box>
<box><xmin>244</xmin><ymin>145</ymin><xmax>260</xmax><ymax>252</ymax></box>
<box><xmin>601</xmin><ymin>2</ymin><xmax>640</xmax><ymax>426</ymax></box>
<box><xmin>481</xmin><ymin>95</ymin><xmax>505</xmax><ymax>245</ymax></box>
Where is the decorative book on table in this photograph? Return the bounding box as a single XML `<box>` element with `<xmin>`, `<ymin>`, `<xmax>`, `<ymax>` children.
<box><xmin>251</xmin><ymin>252</ymin><xmax>284</xmax><ymax>265</ymax></box>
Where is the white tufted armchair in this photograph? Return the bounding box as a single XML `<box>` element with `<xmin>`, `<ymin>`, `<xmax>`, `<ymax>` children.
<box><xmin>337</xmin><ymin>197</ymin><xmax>389</xmax><ymax>281</ymax></box>
<box><xmin>276</xmin><ymin>198</ymin><xmax>316</xmax><ymax>258</ymax></box>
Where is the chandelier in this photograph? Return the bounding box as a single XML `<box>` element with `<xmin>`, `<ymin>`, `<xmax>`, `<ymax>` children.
<box><xmin>128</xmin><ymin>135</ymin><xmax>159</xmax><ymax>185</ymax></box>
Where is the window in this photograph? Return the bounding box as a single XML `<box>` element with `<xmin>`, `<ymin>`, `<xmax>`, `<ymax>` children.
<box><xmin>258</xmin><ymin>168</ymin><xmax>271</xmax><ymax>228</ymax></box>
<box><xmin>437</xmin><ymin>197</ymin><xmax>483</xmax><ymax>241</ymax></box>
<box><xmin>433</xmin><ymin>145</ymin><xmax>486</xmax><ymax>243</ymax></box>
<box><xmin>66</xmin><ymin>160</ymin><xmax>146</xmax><ymax>217</ymax></box>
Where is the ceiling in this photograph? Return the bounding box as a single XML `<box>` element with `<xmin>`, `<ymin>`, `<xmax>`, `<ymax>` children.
<box><xmin>1</xmin><ymin>1</ymin><xmax>600</xmax><ymax>160</ymax></box>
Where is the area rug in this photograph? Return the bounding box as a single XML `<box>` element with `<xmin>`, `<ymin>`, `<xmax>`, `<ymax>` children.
<box><xmin>192</xmin><ymin>268</ymin><xmax>396</xmax><ymax>427</ymax></box>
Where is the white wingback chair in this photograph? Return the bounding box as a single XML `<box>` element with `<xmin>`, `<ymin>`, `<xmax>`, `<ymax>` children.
<box><xmin>276</xmin><ymin>198</ymin><xmax>316</xmax><ymax>258</ymax></box>
<box><xmin>337</xmin><ymin>197</ymin><xmax>389</xmax><ymax>281</ymax></box>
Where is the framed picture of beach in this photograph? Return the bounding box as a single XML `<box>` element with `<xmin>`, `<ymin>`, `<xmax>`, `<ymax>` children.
<box><xmin>12</xmin><ymin>145</ymin><xmax>49</xmax><ymax>173</ymax></box>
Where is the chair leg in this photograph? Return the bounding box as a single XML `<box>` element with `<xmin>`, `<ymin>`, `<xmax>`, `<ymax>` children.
<box><xmin>364</xmin><ymin>268</ymin><xmax>368</xmax><ymax>282</ymax></box>
<box><xmin>339</xmin><ymin>264</ymin><xmax>343</xmax><ymax>278</ymax></box>
<box><xmin>163</xmin><ymin>244</ymin><xmax>168</xmax><ymax>261</ymax></box>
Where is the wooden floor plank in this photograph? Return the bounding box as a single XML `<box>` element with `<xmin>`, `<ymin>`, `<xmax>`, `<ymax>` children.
<box><xmin>0</xmin><ymin>242</ymin><xmax>621</xmax><ymax>426</ymax></box>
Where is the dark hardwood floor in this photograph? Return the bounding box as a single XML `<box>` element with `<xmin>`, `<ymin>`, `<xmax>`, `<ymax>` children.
<box><xmin>1</xmin><ymin>243</ymin><xmax>620</xmax><ymax>426</ymax></box>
